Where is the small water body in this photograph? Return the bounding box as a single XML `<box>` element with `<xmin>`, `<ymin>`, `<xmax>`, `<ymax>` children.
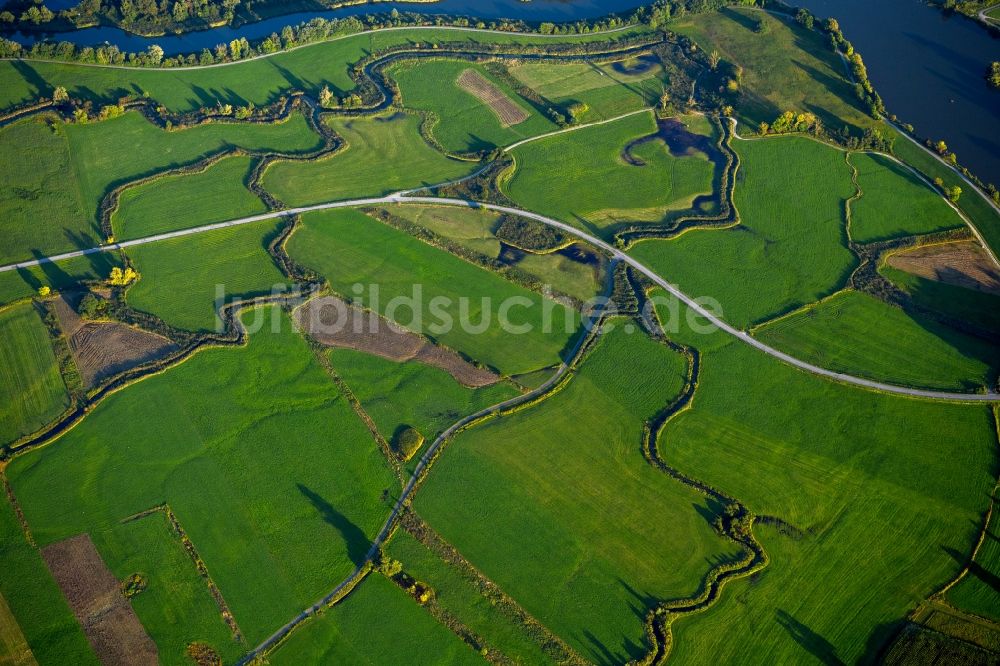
<box><xmin>2</xmin><ymin>0</ymin><xmax>649</xmax><ymax>55</ymax></box>
<box><xmin>795</xmin><ymin>0</ymin><xmax>1000</xmax><ymax>186</ymax></box>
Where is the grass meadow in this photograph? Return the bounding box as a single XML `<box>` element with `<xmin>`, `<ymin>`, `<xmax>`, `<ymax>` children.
<box><xmin>6</xmin><ymin>307</ymin><xmax>397</xmax><ymax>646</ymax></box>
<box><xmin>0</xmin><ymin>253</ymin><xmax>121</xmax><ymax>307</ymax></box>
<box><xmin>415</xmin><ymin>325</ymin><xmax>742</xmax><ymax>664</ymax></box>
<box><xmin>328</xmin><ymin>348</ymin><xmax>519</xmax><ymax>475</ymax></box>
<box><xmin>390</xmin><ymin>60</ymin><xmax>556</xmax><ymax>154</ymax></box>
<box><xmin>505</xmin><ymin>111</ymin><xmax>716</xmax><ymax>236</ymax></box>
<box><xmin>112</xmin><ymin>154</ymin><xmax>267</xmax><ymax>240</ymax></box>
<box><xmin>384</xmin><ymin>204</ymin><xmax>602</xmax><ymax>301</ymax></box>
<box><xmin>651</xmin><ymin>298</ymin><xmax>997</xmax><ymax>664</ymax></box>
<box><xmin>0</xmin><ymin>26</ymin><xmax>653</xmax><ymax>114</ymax></box>
<box><xmin>269</xmin><ymin>574</ymin><xmax>481</xmax><ymax>665</ymax></box>
<box><xmin>386</xmin><ymin>529</ymin><xmax>554</xmax><ymax>665</ymax></box>
<box><xmin>125</xmin><ymin>219</ymin><xmax>290</xmax><ymax>332</ymax></box>
<box><xmin>889</xmin><ymin>127</ymin><xmax>1000</xmax><ymax>258</ymax></box>
<box><xmin>95</xmin><ymin>510</ymin><xmax>244</xmax><ymax>665</ymax></box>
<box><xmin>946</xmin><ymin>498</ymin><xmax>1000</xmax><ymax>623</ymax></box>
<box><xmin>881</xmin><ymin>264</ymin><xmax>1000</xmax><ymax>335</ymax></box>
<box><xmin>849</xmin><ymin>152</ymin><xmax>965</xmax><ymax>243</ymax></box>
<box><xmin>0</xmin><ymin>303</ymin><xmax>69</xmax><ymax>446</ymax></box>
<box><xmin>262</xmin><ymin>113</ymin><xmax>472</xmax><ymax>206</ymax></box>
<box><xmin>509</xmin><ymin>56</ymin><xmax>666</xmax><ymax>119</ymax></box>
<box><xmin>286</xmin><ymin>209</ymin><xmax>579</xmax><ymax>376</ymax></box>
<box><xmin>0</xmin><ymin>118</ymin><xmax>90</xmax><ymax>266</ymax></box>
<box><xmin>67</xmin><ymin>110</ymin><xmax>320</xmax><ymax>222</ymax></box>
<box><xmin>630</xmin><ymin>135</ymin><xmax>857</xmax><ymax>328</ymax></box>
<box><xmin>0</xmin><ymin>492</ymin><xmax>96</xmax><ymax>665</ymax></box>
<box><xmin>0</xmin><ymin>109</ymin><xmax>319</xmax><ymax>266</ymax></box>
<box><xmin>753</xmin><ymin>290</ymin><xmax>999</xmax><ymax>392</ymax></box>
<box><xmin>672</xmin><ymin>7</ymin><xmax>875</xmax><ymax>133</ymax></box>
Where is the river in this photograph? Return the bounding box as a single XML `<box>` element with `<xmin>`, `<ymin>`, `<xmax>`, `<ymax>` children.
<box><xmin>795</xmin><ymin>0</ymin><xmax>1000</xmax><ymax>186</ymax></box>
<box><xmin>1</xmin><ymin>1</ymin><xmax>649</xmax><ymax>55</ymax></box>
<box><xmin>3</xmin><ymin>0</ymin><xmax>998</xmax><ymax>184</ymax></box>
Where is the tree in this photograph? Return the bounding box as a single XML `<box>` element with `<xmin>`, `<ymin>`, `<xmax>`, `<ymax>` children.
<box><xmin>709</xmin><ymin>49</ymin><xmax>720</xmax><ymax>71</ymax></box>
<box><xmin>108</xmin><ymin>266</ymin><xmax>139</xmax><ymax>286</ymax></box>
<box><xmin>795</xmin><ymin>8</ymin><xmax>814</xmax><ymax>30</ymax></box>
<box><xmin>659</xmin><ymin>88</ymin><xmax>670</xmax><ymax>114</ymax></box>
<box><xmin>934</xmin><ymin>139</ymin><xmax>948</xmax><ymax>155</ymax></box>
<box><xmin>36</xmin><ymin>285</ymin><xmax>50</xmax><ymax>297</ymax></box>
<box><xmin>988</xmin><ymin>62</ymin><xmax>1000</xmax><ymax>90</ymax></box>
<box><xmin>318</xmin><ymin>84</ymin><xmax>334</xmax><ymax>108</ymax></box>
<box><xmin>393</xmin><ymin>426</ymin><xmax>424</xmax><ymax>462</ymax></box>
<box><xmin>947</xmin><ymin>185</ymin><xmax>962</xmax><ymax>203</ymax></box>
<box><xmin>566</xmin><ymin>102</ymin><xmax>589</xmax><ymax>124</ymax></box>
<box><xmin>52</xmin><ymin>85</ymin><xmax>69</xmax><ymax>102</ymax></box>
<box><xmin>146</xmin><ymin>44</ymin><xmax>164</xmax><ymax>65</ymax></box>
<box><xmin>171</xmin><ymin>0</ymin><xmax>187</xmax><ymax>23</ymax></box>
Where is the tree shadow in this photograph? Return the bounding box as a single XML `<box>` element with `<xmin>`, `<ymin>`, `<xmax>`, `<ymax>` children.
<box><xmin>11</xmin><ymin>60</ymin><xmax>49</xmax><ymax>99</ymax></box>
<box><xmin>30</xmin><ymin>248</ymin><xmax>72</xmax><ymax>290</ymax></box>
<box><xmin>297</xmin><ymin>483</ymin><xmax>369</xmax><ymax>567</ymax></box>
<box><xmin>943</xmin><ymin>545</ymin><xmax>1000</xmax><ymax>595</ymax></box>
<box><xmin>775</xmin><ymin>609</ymin><xmax>844</xmax><ymax>665</ymax></box>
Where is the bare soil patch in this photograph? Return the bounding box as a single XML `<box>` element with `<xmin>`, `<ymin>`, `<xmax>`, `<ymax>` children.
<box><xmin>52</xmin><ymin>293</ymin><xmax>179</xmax><ymax>389</ymax></box>
<box><xmin>887</xmin><ymin>241</ymin><xmax>1000</xmax><ymax>296</ymax></box>
<box><xmin>456</xmin><ymin>69</ymin><xmax>529</xmax><ymax>127</ymax></box>
<box><xmin>41</xmin><ymin>534</ymin><xmax>157</xmax><ymax>666</ymax></box>
<box><xmin>70</xmin><ymin>323</ymin><xmax>178</xmax><ymax>389</ymax></box>
<box><xmin>295</xmin><ymin>296</ymin><xmax>499</xmax><ymax>387</ymax></box>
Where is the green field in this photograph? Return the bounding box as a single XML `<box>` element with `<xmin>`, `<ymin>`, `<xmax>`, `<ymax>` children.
<box><xmin>0</xmin><ymin>253</ymin><xmax>121</xmax><ymax>307</ymax></box>
<box><xmin>328</xmin><ymin>348</ymin><xmax>519</xmax><ymax>474</ymax></box>
<box><xmin>97</xmin><ymin>510</ymin><xmax>243</xmax><ymax>665</ymax></box>
<box><xmin>389</xmin><ymin>59</ymin><xmax>556</xmax><ymax>154</ymax></box>
<box><xmin>753</xmin><ymin>290</ymin><xmax>1000</xmax><ymax>392</ymax></box>
<box><xmin>849</xmin><ymin>152</ymin><xmax>965</xmax><ymax>242</ymax></box>
<box><xmin>0</xmin><ymin>26</ymin><xmax>653</xmax><ymax>114</ymax></box>
<box><xmin>286</xmin><ymin>208</ymin><xmax>578</xmax><ymax>376</ymax></box>
<box><xmin>946</xmin><ymin>497</ymin><xmax>1000</xmax><ymax>622</ymax></box>
<box><xmin>0</xmin><ymin>118</ymin><xmax>89</xmax><ymax>266</ymax></box>
<box><xmin>509</xmin><ymin>56</ymin><xmax>666</xmax><ymax>119</ymax></box>
<box><xmin>112</xmin><ymin>154</ymin><xmax>267</xmax><ymax>240</ymax></box>
<box><xmin>631</xmin><ymin>135</ymin><xmax>856</xmax><ymax>328</ymax></box>
<box><xmin>263</xmin><ymin>113</ymin><xmax>473</xmax><ymax>205</ymax></box>
<box><xmin>0</xmin><ymin>492</ymin><xmax>95</xmax><ymax>665</ymax></box>
<box><xmin>0</xmin><ymin>303</ymin><xmax>69</xmax><ymax>446</ymax></box>
<box><xmin>1</xmin><ymin>110</ymin><xmax>321</xmax><ymax>265</ymax></box>
<box><xmin>384</xmin><ymin>204</ymin><xmax>602</xmax><ymax>301</ymax></box>
<box><xmin>416</xmin><ymin>325</ymin><xmax>741</xmax><ymax>663</ymax></box>
<box><xmin>5</xmin><ymin>307</ymin><xmax>396</xmax><ymax>646</ymax></box>
<box><xmin>126</xmin><ymin>219</ymin><xmax>290</xmax><ymax>332</ymax></box>
<box><xmin>386</xmin><ymin>529</ymin><xmax>553</xmax><ymax>665</ymax></box>
<box><xmin>505</xmin><ymin>111</ymin><xmax>717</xmax><ymax>235</ymax></box>
<box><xmin>67</xmin><ymin>110</ymin><xmax>320</xmax><ymax>223</ymax></box>
<box><xmin>888</xmin><ymin>127</ymin><xmax>1000</xmax><ymax>259</ymax></box>
<box><xmin>672</xmin><ymin>7</ymin><xmax>876</xmax><ymax>133</ymax></box>
<box><xmin>650</xmin><ymin>301</ymin><xmax>997</xmax><ymax>664</ymax></box>
<box><xmin>881</xmin><ymin>263</ymin><xmax>1000</xmax><ymax>335</ymax></box>
<box><xmin>269</xmin><ymin>574</ymin><xmax>481</xmax><ymax>665</ymax></box>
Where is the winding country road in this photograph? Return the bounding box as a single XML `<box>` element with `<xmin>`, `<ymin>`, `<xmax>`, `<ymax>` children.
<box><xmin>4</xmin><ymin>191</ymin><xmax>998</xmax><ymax>402</ymax></box>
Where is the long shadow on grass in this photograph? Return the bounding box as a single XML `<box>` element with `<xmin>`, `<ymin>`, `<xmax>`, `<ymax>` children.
<box><xmin>943</xmin><ymin>545</ymin><xmax>1000</xmax><ymax>595</ymax></box>
<box><xmin>775</xmin><ymin>609</ymin><xmax>843</xmax><ymax>665</ymax></box>
<box><xmin>297</xmin><ymin>483</ymin><xmax>370</xmax><ymax>567</ymax></box>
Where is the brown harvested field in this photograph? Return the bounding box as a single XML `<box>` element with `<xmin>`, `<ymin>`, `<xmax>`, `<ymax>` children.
<box><xmin>53</xmin><ymin>293</ymin><xmax>178</xmax><ymax>388</ymax></box>
<box><xmin>456</xmin><ymin>69</ymin><xmax>529</xmax><ymax>127</ymax></box>
<box><xmin>0</xmin><ymin>592</ymin><xmax>36</xmax><ymax>666</ymax></box>
<box><xmin>887</xmin><ymin>241</ymin><xmax>1000</xmax><ymax>296</ymax></box>
<box><xmin>295</xmin><ymin>295</ymin><xmax>500</xmax><ymax>387</ymax></box>
<box><xmin>41</xmin><ymin>534</ymin><xmax>157</xmax><ymax>666</ymax></box>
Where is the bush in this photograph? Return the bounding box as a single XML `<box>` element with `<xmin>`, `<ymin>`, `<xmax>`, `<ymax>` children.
<box><xmin>393</xmin><ymin>426</ymin><xmax>425</xmax><ymax>462</ymax></box>
<box><xmin>121</xmin><ymin>573</ymin><xmax>147</xmax><ymax>598</ymax></box>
